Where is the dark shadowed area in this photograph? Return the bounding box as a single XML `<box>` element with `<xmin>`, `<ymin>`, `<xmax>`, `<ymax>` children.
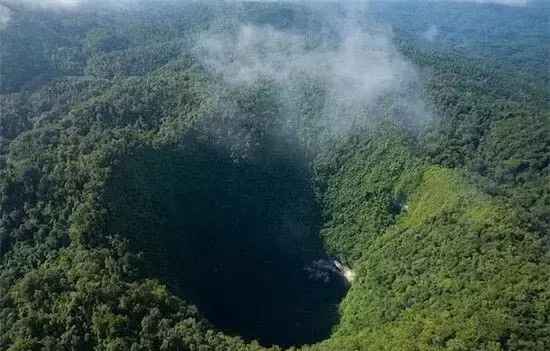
<box><xmin>102</xmin><ymin>133</ymin><xmax>349</xmax><ymax>347</ymax></box>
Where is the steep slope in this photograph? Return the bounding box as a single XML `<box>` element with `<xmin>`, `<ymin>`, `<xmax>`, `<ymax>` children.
<box><xmin>1</xmin><ymin>2</ymin><xmax>549</xmax><ymax>351</ymax></box>
<box><xmin>323</xmin><ymin>166</ymin><xmax>550</xmax><ymax>350</ymax></box>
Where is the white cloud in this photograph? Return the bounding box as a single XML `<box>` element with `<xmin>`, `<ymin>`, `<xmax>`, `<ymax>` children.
<box><xmin>196</xmin><ymin>25</ymin><xmax>416</xmax><ymax>102</ymax></box>
<box><xmin>412</xmin><ymin>0</ymin><xmax>527</xmax><ymax>6</ymax></box>
<box><xmin>1</xmin><ymin>0</ymin><xmax>81</xmax><ymax>9</ymax></box>
<box><xmin>195</xmin><ymin>22</ymin><xmax>431</xmax><ymax>137</ymax></box>
<box><xmin>0</xmin><ymin>5</ymin><xmax>11</xmax><ymax>30</ymax></box>
<box><xmin>422</xmin><ymin>25</ymin><xmax>439</xmax><ymax>42</ymax></box>
<box><xmin>41</xmin><ymin>0</ymin><xmax>80</xmax><ymax>6</ymax></box>
<box><xmin>464</xmin><ymin>0</ymin><xmax>527</xmax><ymax>5</ymax></box>
<box><xmin>0</xmin><ymin>0</ymin><xmax>81</xmax><ymax>29</ymax></box>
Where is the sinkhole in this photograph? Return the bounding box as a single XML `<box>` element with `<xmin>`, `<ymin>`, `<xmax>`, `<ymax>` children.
<box><xmin>103</xmin><ymin>134</ymin><xmax>349</xmax><ymax>347</ymax></box>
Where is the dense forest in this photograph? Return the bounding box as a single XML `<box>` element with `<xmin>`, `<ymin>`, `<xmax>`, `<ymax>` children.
<box><xmin>0</xmin><ymin>1</ymin><xmax>549</xmax><ymax>350</ymax></box>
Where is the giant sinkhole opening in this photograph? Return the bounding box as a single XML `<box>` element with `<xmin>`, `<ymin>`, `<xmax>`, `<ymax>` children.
<box><xmin>102</xmin><ymin>132</ymin><xmax>350</xmax><ymax>347</ymax></box>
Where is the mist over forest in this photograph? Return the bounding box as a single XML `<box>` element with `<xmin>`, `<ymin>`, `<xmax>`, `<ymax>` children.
<box><xmin>0</xmin><ymin>0</ymin><xmax>549</xmax><ymax>350</ymax></box>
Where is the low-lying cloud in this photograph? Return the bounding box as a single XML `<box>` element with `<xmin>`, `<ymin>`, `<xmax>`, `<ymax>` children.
<box><xmin>194</xmin><ymin>20</ymin><xmax>432</xmax><ymax>140</ymax></box>
<box><xmin>197</xmin><ymin>25</ymin><xmax>414</xmax><ymax>102</ymax></box>
<box><xmin>0</xmin><ymin>0</ymin><xmax>80</xmax><ymax>9</ymax></box>
<box><xmin>422</xmin><ymin>24</ymin><xmax>439</xmax><ymax>42</ymax></box>
<box><xmin>0</xmin><ymin>5</ymin><xmax>10</xmax><ymax>29</ymax></box>
<box><xmin>452</xmin><ymin>0</ymin><xmax>527</xmax><ymax>5</ymax></box>
<box><xmin>0</xmin><ymin>0</ymin><xmax>80</xmax><ymax>28</ymax></box>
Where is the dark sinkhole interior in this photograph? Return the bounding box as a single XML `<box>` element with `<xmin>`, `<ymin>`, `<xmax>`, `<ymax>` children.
<box><xmin>103</xmin><ymin>134</ymin><xmax>349</xmax><ymax>347</ymax></box>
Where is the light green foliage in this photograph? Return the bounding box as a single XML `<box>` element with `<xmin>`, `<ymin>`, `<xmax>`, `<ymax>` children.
<box><xmin>314</xmin><ymin>125</ymin><xmax>423</xmax><ymax>263</ymax></box>
<box><xmin>0</xmin><ymin>1</ymin><xmax>549</xmax><ymax>350</ymax></box>
<box><xmin>315</xmin><ymin>166</ymin><xmax>550</xmax><ymax>350</ymax></box>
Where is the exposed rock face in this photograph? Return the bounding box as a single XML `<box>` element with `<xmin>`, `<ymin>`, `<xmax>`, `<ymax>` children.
<box><xmin>306</xmin><ymin>258</ymin><xmax>355</xmax><ymax>285</ymax></box>
<box><xmin>333</xmin><ymin>260</ymin><xmax>355</xmax><ymax>283</ymax></box>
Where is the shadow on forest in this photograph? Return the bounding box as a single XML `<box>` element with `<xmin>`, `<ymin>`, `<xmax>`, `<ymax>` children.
<box><xmin>103</xmin><ymin>132</ymin><xmax>348</xmax><ymax>347</ymax></box>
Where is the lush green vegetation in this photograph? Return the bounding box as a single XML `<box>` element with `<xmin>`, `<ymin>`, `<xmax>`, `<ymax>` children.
<box><xmin>0</xmin><ymin>1</ymin><xmax>549</xmax><ymax>350</ymax></box>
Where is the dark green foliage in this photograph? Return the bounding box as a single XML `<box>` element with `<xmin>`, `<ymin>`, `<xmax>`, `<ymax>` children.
<box><xmin>0</xmin><ymin>242</ymin><xmax>270</xmax><ymax>351</ymax></box>
<box><xmin>85</xmin><ymin>29</ymin><xmax>129</xmax><ymax>55</ymax></box>
<box><xmin>85</xmin><ymin>40</ymin><xmax>190</xmax><ymax>79</ymax></box>
<box><xmin>0</xmin><ymin>15</ymin><xmax>55</xmax><ymax>92</ymax></box>
<box><xmin>314</xmin><ymin>126</ymin><xmax>422</xmax><ymax>264</ymax></box>
<box><xmin>1</xmin><ymin>1</ymin><xmax>549</xmax><ymax>350</ymax></box>
<box><xmin>372</xmin><ymin>1</ymin><xmax>550</xmax><ymax>86</ymax></box>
